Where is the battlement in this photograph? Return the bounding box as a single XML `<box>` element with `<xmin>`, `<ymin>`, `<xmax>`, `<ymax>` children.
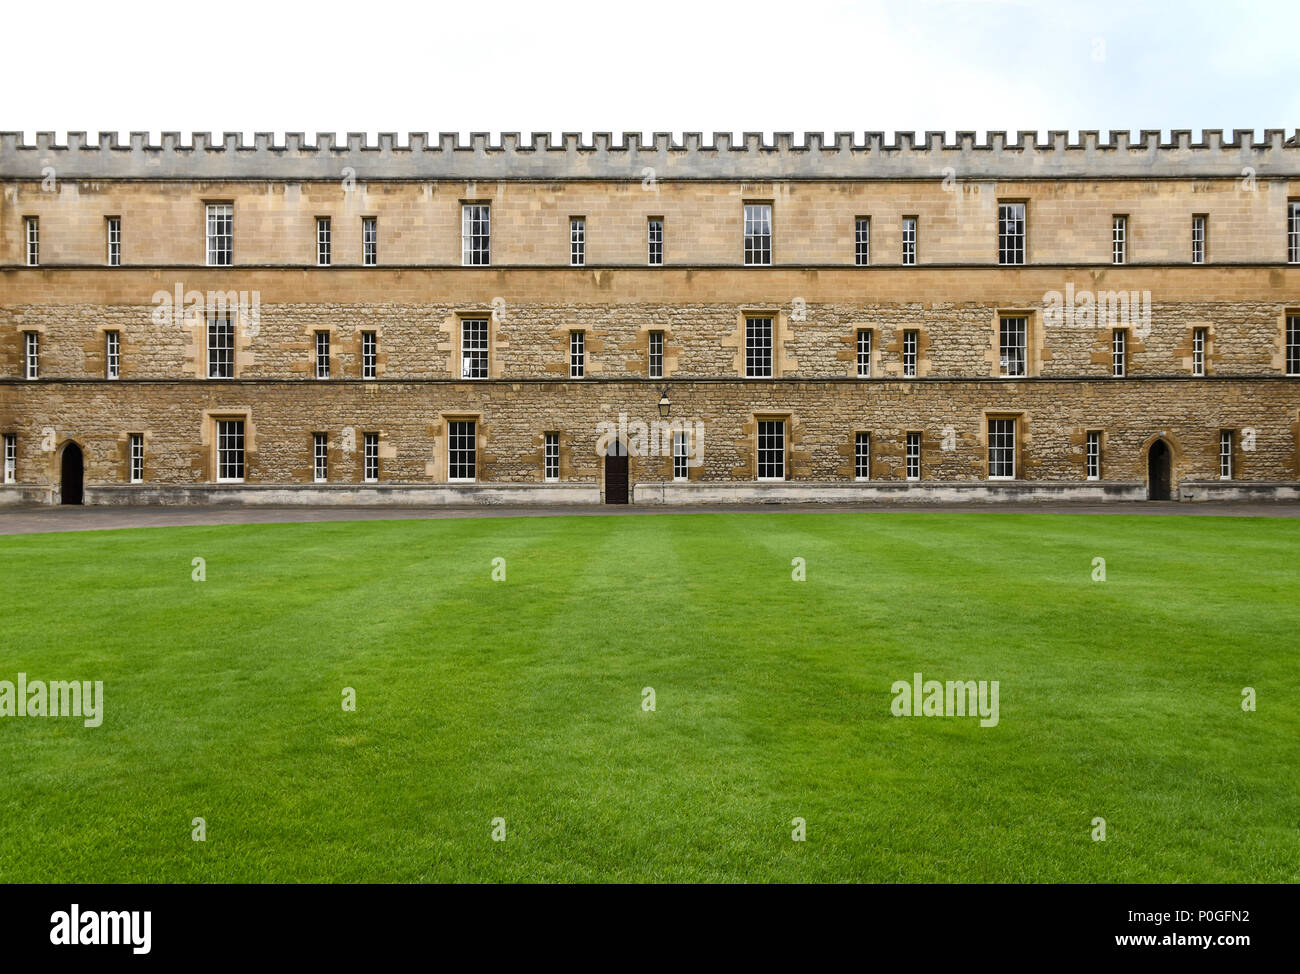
<box><xmin>2</xmin><ymin>130</ymin><xmax>1299</xmax><ymax>181</ymax></box>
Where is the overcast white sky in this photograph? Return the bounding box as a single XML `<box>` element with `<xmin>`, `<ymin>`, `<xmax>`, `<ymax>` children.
<box><xmin>4</xmin><ymin>0</ymin><xmax>1297</xmax><ymax>143</ymax></box>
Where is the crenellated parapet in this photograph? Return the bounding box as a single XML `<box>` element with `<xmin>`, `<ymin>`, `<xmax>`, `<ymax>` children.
<box><xmin>2</xmin><ymin>130</ymin><xmax>1299</xmax><ymax>181</ymax></box>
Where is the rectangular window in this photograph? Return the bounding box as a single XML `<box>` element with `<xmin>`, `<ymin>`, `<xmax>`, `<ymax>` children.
<box><xmin>448</xmin><ymin>421</ymin><xmax>476</xmax><ymax>481</ymax></box>
<box><xmin>1219</xmin><ymin>430</ymin><xmax>1234</xmax><ymax>480</ymax></box>
<box><xmin>107</xmin><ymin>217</ymin><xmax>121</xmax><ymax>266</ymax></box>
<box><xmin>129</xmin><ymin>433</ymin><xmax>144</xmax><ymax>483</ymax></box>
<box><xmin>648</xmin><ymin>218</ymin><xmax>663</xmax><ymax>265</ymax></box>
<box><xmin>544</xmin><ymin>432</ymin><xmax>560</xmax><ymax>482</ymax></box>
<box><xmin>1192</xmin><ymin>327</ymin><xmax>1207</xmax><ymax>376</ymax></box>
<box><xmin>902</xmin><ymin>216</ymin><xmax>917</xmax><ymax>265</ymax></box>
<box><xmin>315</xmin><ymin>331</ymin><xmax>331</xmax><ymax>379</ymax></box>
<box><xmin>1192</xmin><ymin>214</ymin><xmax>1206</xmax><ymax>264</ymax></box>
<box><xmin>1086</xmin><ymin>430</ymin><xmax>1101</xmax><ymax>480</ymax></box>
<box><xmin>855</xmin><ymin>217</ymin><xmax>871</xmax><ymax>266</ymax></box>
<box><xmin>1112</xmin><ymin>215</ymin><xmax>1127</xmax><ymax>265</ymax></box>
<box><xmin>854</xmin><ymin>432</ymin><xmax>871</xmax><ymax>481</ymax></box>
<box><xmin>1290</xmin><ymin>201</ymin><xmax>1300</xmax><ymax>265</ymax></box>
<box><xmin>745</xmin><ymin>317</ymin><xmax>774</xmax><ymax>378</ymax></box>
<box><xmin>362</xmin><ymin>331</ymin><xmax>378</xmax><ymax>379</ymax></box>
<box><xmin>462</xmin><ymin>203</ymin><xmax>490</xmax><ymax>266</ymax></box>
<box><xmin>1287</xmin><ymin>314</ymin><xmax>1300</xmax><ymax>376</ymax></box>
<box><xmin>856</xmin><ymin>329</ymin><xmax>872</xmax><ymax>378</ymax></box>
<box><xmin>999</xmin><ymin>316</ymin><xmax>1027</xmax><ymax>377</ymax></box>
<box><xmin>570</xmin><ymin>330</ymin><xmax>586</xmax><ymax>378</ymax></box>
<box><xmin>216</xmin><ymin>420</ymin><xmax>244</xmax><ymax>482</ymax></box>
<box><xmin>998</xmin><ymin>202</ymin><xmax>1026</xmax><ymax>265</ymax></box>
<box><xmin>648</xmin><ymin>330</ymin><xmax>664</xmax><ymax>379</ymax></box>
<box><xmin>757</xmin><ymin>419</ymin><xmax>785</xmax><ymax>480</ymax></box>
<box><xmin>105</xmin><ymin>330</ymin><xmax>121</xmax><ymax>379</ymax></box>
<box><xmin>207</xmin><ymin>314</ymin><xmax>234</xmax><ymax>378</ymax></box>
<box><xmin>24</xmin><ymin>332</ymin><xmax>38</xmax><ymax>380</ymax></box>
<box><xmin>1112</xmin><ymin>329</ymin><xmax>1127</xmax><ymax>377</ymax></box>
<box><xmin>905</xmin><ymin>432</ymin><xmax>921</xmax><ymax>481</ymax></box>
<box><xmin>744</xmin><ymin>203</ymin><xmax>772</xmax><ymax>266</ymax></box>
<box><xmin>3</xmin><ymin>434</ymin><xmax>15</xmax><ymax>484</ymax></box>
<box><xmin>362</xmin><ymin>217</ymin><xmax>377</xmax><ymax>266</ymax></box>
<box><xmin>570</xmin><ymin>217</ymin><xmax>585</xmax><ymax>266</ymax></box>
<box><xmin>25</xmin><ymin>217</ymin><xmax>39</xmax><ymax>266</ymax></box>
<box><xmin>988</xmin><ymin>418</ymin><xmax>1016</xmax><ymax>479</ymax></box>
<box><xmin>672</xmin><ymin>430</ymin><xmax>689</xmax><ymax>481</ymax></box>
<box><xmin>461</xmin><ymin>318</ymin><xmax>489</xmax><ymax>379</ymax></box>
<box><xmin>363</xmin><ymin>433</ymin><xmax>379</xmax><ymax>482</ymax></box>
<box><xmin>205</xmin><ymin>203</ymin><xmax>232</xmax><ymax>266</ymax></box>
<box><xmin>902</xmin><ymin>329</ymin><xmax>918</xmax><ymax>378</ymax></box>
<box><xmin>313</xmin><ymin>433</ymin><xmax>328</xmax><ymax>483</ymax></box>
<box><xmin>317</xmin><ymin>217</ymin><xmax>331</xmax><ymax>266</ymax></box>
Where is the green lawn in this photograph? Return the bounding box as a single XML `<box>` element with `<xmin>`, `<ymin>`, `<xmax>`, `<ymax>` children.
<box><xmin>0</xmin><ymin>511</ymin><xmax>1296</xmax><ymax>883</ymax></box>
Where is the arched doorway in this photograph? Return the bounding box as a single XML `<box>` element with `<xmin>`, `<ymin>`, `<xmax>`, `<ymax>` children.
<box><xmin>604</xmin><ymin>439</ymin><xmax>629</xmax><ymax>504</ymax></box>
<box><xmin>1147</xmin><ymin>439</ymin><xmax>1171</xmax><ymax>501</ymax></box>
<box><xmin>60</xmin><ymin>442</ymin><xmax>84</xmax><ymax>505</ymax></box>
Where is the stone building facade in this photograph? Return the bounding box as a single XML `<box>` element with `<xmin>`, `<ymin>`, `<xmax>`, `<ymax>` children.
<box><xmin>1</xmin><ymin>129</ymin><xmax>1299</xmax><ymax>505</ymax></box>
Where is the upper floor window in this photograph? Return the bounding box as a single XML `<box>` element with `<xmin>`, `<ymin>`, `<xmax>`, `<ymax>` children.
<box><xmin>744</xmin><ymin>203</ymin><xmax>772</xmax><ymax>266</ymax></box>
<box><xmin>24</xmin><ymin>332</ymin><xmax>39</xmax><ymax>380</ymax></box>
<box><xmin>902</xmin><ymin>329</ymin><xmax>918</xmax><ymax>378</ymax></box>
<box><xmin>24</xmin><ymin>217</ymin><xmax>38</xmax><ymax>266</ymax></box>
<box><xmin>1219</xmin><ymin>429</ymin><xmax>1234</xmax><ymax>480</ymax></box>
<box><xmin>1191</xmin><ymin>214</ymin><xmax>1207</xmax><ymax>264</ymax></box>
<box><xmin>314</xmin><ymin>331</ymin><xmax>331</xmax><ymax>379</ymax></box>
<box><xmin>856</xmin><ymin>329</ymin><xmax>872</xmax><ymax>378</ymax></box>
<box><xmin>569</xmin><ymin>330</ymin><xmax>586</xmax><ymax>378</ymax></box>
<box><xmin>1192</xmin><ymin>327</ymin><xmax>1207</xmax><ymax>377</ymax></box>
<box><xmin>364</xmin><ymin>432</ymin><xmax>380</xmax><ymax>482</ymax></box>
<box><xmin>1289</xmin><ymin>201</ymin><xmax>1300</xmax><ymax>264</ymax></box>
<box><xmin>105</xmin><ymin>330</ymin><xmax>121</xmax><ymax>379</ymax></box>
<box><xmin>745</xmin><ymin>317</ymin><xmax>774</xmax><ymax>378</ymax></box>
<box><xmin>999</xmin><ymin>316</ymin><xmax>1027</xmax><ymax>377</ymax></box>
<box><xmin>317</xmin><ymin>217</ymin><xmax>331</xmax><ymax>266</ymax></box>
<box><xmin>855</xmin><ymin>217</ymin><xmax>871</xmax><ymax>266</ymax></box>
<box><xmin>988</xmin><ymin>418</ymin><xmax>1016</xmax><ymax>479</ymax></box>
<box><xmin>461</xmin><ymin>318</ymin><xmax>489</xmax><ymax>379</ymax></box>
<box><xmin>1111</xmin><ymin>329</ymin><xmax>1127</xmax><ymax>377</ymax></box>
<box><xmin>207</xmin><ymin>313</ymin><xmax>235</xmax><ymax>379</ymax></box>
<box><xmin>362</xmin><ymin>331</ymin><xmax>378</xmax><ymax>379</ymax></box>
<box><xmin>544</xmin><ymin>432</ymin><xmax>560</xmax><ymax>483</ymax></box>
<box><xmin>129</xmin><ymin>433</ymin><xmax>144</xmax><ymax>484</ymax></box>
<box><xmin>216</xmin><ymin>419</ymin><xmax>245</xmax><ymax>482</ymax></box>
<box><xmin>205</xmin><ymin>203</ymin><xmax>233</xmax><ymax>266</ymax></box>
<box><xmin>570</xmin><ymin>217</ymin><xmax>586</xmax><ymax>266</ymax></box>
<box><xmin>106</xmin><ymin>217</ymin><xmax>121</xmax><ymax>266</ymax></box>
<box><xmin>757</xmin><ymin>419</ymin><xmax>785</xmax><ymax>480</ymax></box>
<box><xmin>362</xmin><ymin>217</ymin><xmax>377</xmax><ymax>266</ymax></box>
<box><xmin>1286</xmin><ymin>314</ymin><xmax>1300</xmax><ymax>376</ymax></box>
<box><xmin>1086</xmin><ymin>430</ymin><xmax>1102</xmax><ymax>480</ymax></box>
<box><xmin>313</xmin><ymin>432</ymin><xmax>328</xmax><ymax>483</ymax></box>
<box><xmin>448</xmin><ymin>421</ymin><xmax>476</xmax><ymax>481</ymax></box>
<box><xmin>648</xmin><ymin>218</ymin><xmax>663</xmax><ymax>265</ymax></box>
<box><xmin>902</xmin><ymin>216</ymin><xmax>917</xmax><ymax>265</ymax></box>
<box><xmin>462</xmin><ymin>203</ymin><xmax>490</xmax><ymax>266</ymax></box>
<box><xmin>648</xmin><ymin>330</ymin><xmax>664</xmax><ymax>379</ymax></box>
<box><xmin>3</xmin><ymin>434</ymin><xmax>15</xmax><ymax>484</ymax></box>
<box><xmin>998</xmin><ymin>202</ymin><xmax>1025</xmax><ymax>265</ymax></box>
<box><xmin>1112</xmin><ymin>215</ymin><xmax>1127</xmax><ymax>265</ymax></box>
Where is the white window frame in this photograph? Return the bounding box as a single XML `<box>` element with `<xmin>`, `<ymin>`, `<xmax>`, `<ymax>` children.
<box><xmin>744</xmin><ymin>204</ymin><xmax>772</xmax><ymax>266</ymax></box>
<box><xmin>1192</xmin><ymin>214</ymin><xmax>1206</xmax><ymax>264</ymax></box>
<box><xmin>855</xmin><ymin>217</ymin><xmax>870</xmax><ymax>266</ymax></box>
<box><xmin>1112</xmin><ymin>215</ymin><xmax>1127</xmax><ymax>265</ymax></box>
<box><xmin>854</xmin><ymin>431</ymin><xmax>871</xmax><ymax>481</ymax></box>
<box><xmin>648</xmin><ymin>330</ymin><xmax>664</xmax><ymax>379</ymax></box>
<box><xmin>314</xmin><ymin>331</ymin><xmax>331</xmax><ymax>380</ymax></box>
<box><xmin>24</xmin><ymin>332</ymin><xmax>39</xmax><ymax>380</ymax></box>
<box><xmin>1286</xmin><ymin>314</ymin><xmax>1300</xmax><ymax>377</ymax></box>
<box><xmin>570</xmin><ymin>217</ymin><xmax>585</xmax><ymax>266</ymax></box>
<box><xmin>999</xmin><ymin>317</ymin><xmax>1027</xmax><ymax>377</ymax></box>
<box><xmin>1219</xmin><ymin>430</ymin><xmax>1233</xmax><ymax>480</ymax></box>
<box><xmin>1289</xmin><ymin>201</ymin><xmax>1300</xmax><ymax>265</ymax></box>
<box><xmin>672</xmin><ymin>430</ymin><xmax>690</xmax><ymax>482</ymax></box>
<box><xmin>362</xmin><ymin>331</ymin><xmax>378</xmax><ymax>379</ymax></box>
<box><xmin>856</xmin><ymin>329</ymin><xmax>872</xmax><ymax>378</ymax></box>
<box><xmin>756</xmin><ymin>419</ymin><xmax>785</xmax><ymax>481</ymax></box>
<box><xmin>462</xmin><ymin>203</ymin><xmax>490</xmax><ymax>266</ymax></box>
<box><xmin>129</xmin><ymin>433</ymin><xmax>144</xmax><ymax>484</ymax></box>
<box><xmin>745</xmin><ymin>317</ymin><xmax>774</xmax><ymax>378</ymax></box>
<box><xmin>902</xmin><ymin>216</ymin><xmax>917</xmax><ymax>265</ymax></box>
<box><xmin>569</xmin><ymin>330</ymin><xmax>586</xmax><ymax>378</ymax></box>
<box><xmin>1192</xmin><ymin>328</ymin><xmax>1207</xmax><ymax>377</ymax></box>
<box><xmin>461</xmin><ymin>318</ymin><xmax>489</xmax><ymax>379</ymax></box>
<box><xmin>544</xmin><ymin>432</ymin><xmax>560</xmax><ymax>482</ymax></box>
<box><xmin>648</xmin><ymin>218</ymin><xmax>663</xmax><ymax>265</ymax></box>
<box><xmin>215</xmin><ymin>420</ymin><xmax>245</xmax><ymax>483</ymax></box>
<box><xmin>1086</xmin><ymin>430</ymin><xmax>1102</xmax><ymax>480</ymax></box>
<box><xmin>317</xmin><ymin>217</ymin><xmax>331</xmax><ymax>266</ymax></box>
<box><xmin>25</xmin><ymin>217</ymin><xmax>39</xmax><ymax>266</ymax></box>
<box><xmin>313</xmin><ymin>432</ymin><xmax>328</xmax><ymax>483</ymax></box>
<box><xmin>207</xmin><ymin>313</ymin><xmax>234</xmax><ymax>379</ymax></box>
<box><xmin>988</xmin><ymin>418</ymin><xmax>1016</xmax><ymax>480</ymax></box>
<box><xmin>362</xmin><ymin>217</ymin><xmax>377</xmax><ymax>266</ymax></box>
<box><xmin>205</xmin><ymin>203</ymin><xmax>233</xmax><ymax>266</ymax></box>
<box><xmin>905</xmin><ymin>432</ymin><xmax>922</xmax><ymax>481</ymax></box>
<box><xmin>107</xmin><ymin>216</ymin><xmax>121</xmax><ymax>266</ymax></box>
<box><xmin>3</xmin><ymin>434</ymin><xmax>15</xmax><ymax>484</ymax></box>
<box><xmin>448</xmin><ymin>421</ymin><xmax>476</xmax><ymax>482</ymax></box>
<box><xmin>997</xmin><ymin>202</ymin><xmax>1026</xmax><ymax>265</ymax></box>
<box><xmin>902</xmin><ymin>329</ymin><xmax>918</xmax><ymax>378</ymax></box>
<box><xmin>105</xmin><ymin>330</ymin><xmax>121</xmax><ymax>379</ymax></box>
<box><xmin>363</xmin><ymin>432</ymin><xmax>380</xmax><ymax>483</ymax></box>
<box><xmin>1112</xmin><ymin>329</ymin><xmax>1127</xmax><ymax>378</ymax></box>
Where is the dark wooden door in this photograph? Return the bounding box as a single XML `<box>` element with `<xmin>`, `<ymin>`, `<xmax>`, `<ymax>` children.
<box><xmin>604</xmin><ymin>444</ymin><xmax>629</xmax><ymax>504</ymax></box>
<box><xmin>1148</xmin><ymin>440</ymin><xmax>1171</xmax><ymax>500</ymax></box>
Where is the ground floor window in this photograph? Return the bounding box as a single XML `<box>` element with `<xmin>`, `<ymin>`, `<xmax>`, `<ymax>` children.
<box><xmin>364</xmin><ymin>433</ymin><xmax>379</xmax><ymax>482</ymax></box>
<box><xmin>906</xmin><ymin>432</ymin><xmax>921</xmax><ymax>481</ymax></box>
<box><xmin>757</xmin><ymin>420</ymin><xmax>785</xmax><ymax>480</ymax></box>
<box><xmin>673</xmin><ymin>430</ymin><xmax>689</xmax><ymax>481</ymax></box>
<box><xmin>988</xmin><ymin>418</ymin><xmax>1016</xmax><ymax>479</ymax></box>
<box><xmin>544</xmin><ymin>432</ymin><xmax>559</xmax><ymax>482</ymax></box>
<box><xmin>449</xmin><ymin>421</ymin><xmax>476</xmax><ymax>481</ymax></box>
<box><xmin>1219</xmin><ymin>430</ymin><xmax>1233</xmax><ymax>480</ymax></box>
<box><xmin>314</xmin><ymin>433</ymin><xmax>328</xmax><ymax>483</ymax></box>
<box><xmin>3</xmin><ymin>434</ymin><xmax>15</xmax><ymax>483</ymax></box>
<box><xmin>1086</xmin><ymin>430</ymin><xmax>1101</xmax><ymax>480</ymax></box>
<box><xmin>129</xmin><ymin>433</ymin><xmax>144</xmax><ymax>483</ymax></box>
<box><xmin>216</xmin><ymin>420</ymin><xmax>245</xmax><ymax>482</ymax></box>
<box><xmin>854</xmin><ymin>432</ymin><xmax>871</xmax><ymax>480</ymax></box>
